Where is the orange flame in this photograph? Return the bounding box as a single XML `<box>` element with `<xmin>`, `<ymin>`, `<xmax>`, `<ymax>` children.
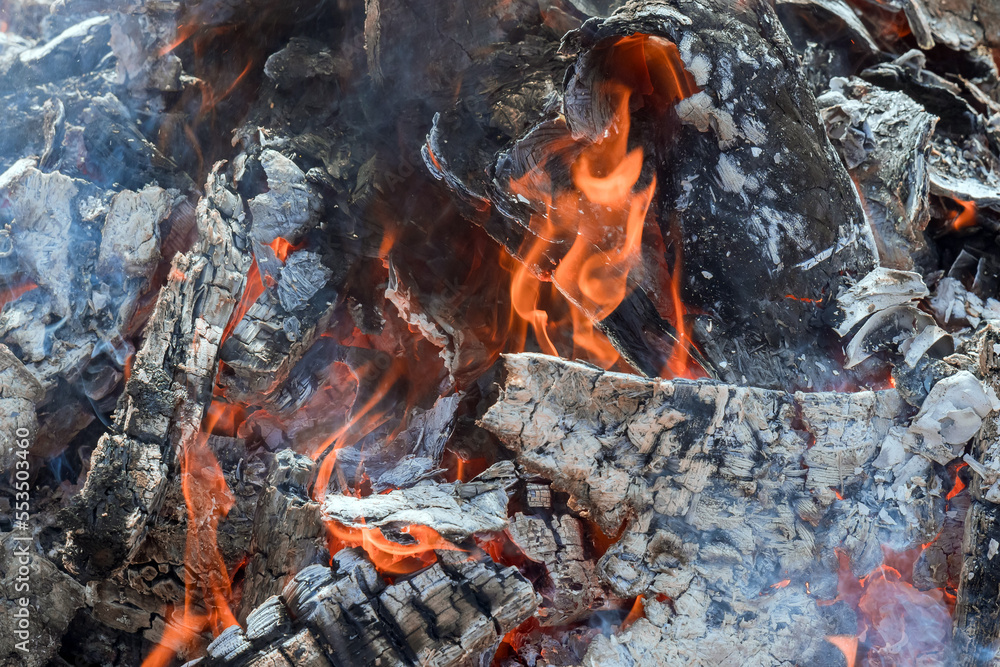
<box><xmin>826</xmin><ymin>635</ymin><xmax>858</xmax><ymax>667</ymax></box>
<box><xmin>946</xmin><ymin>463</ymin><xmax>968</xmax><ymax>501</ymax></box>
<box><xmin>220</xmin><ymin>257</ymin><xmax>264</xmax><ymax>346</ymax></box>
<box><xmin>949</xmin><ymin>199</ymin><xmax>977</xmax><ymax>230</ymax></box>
<box><xmin>771</xmin><ymin>579</ymin><xmax>791</xmax><ymax>589</ymax></box>
<box><xmin>220</xmin><ymin>237</ymin><xmax>300</xmax><ymax>347</ymax></box>
<box><xmin>158</xmin><ymin>23</ymin><xmax>199</xmax><ymax>57</ymax></box>
<box><xmin>506</xmin><ymin>35</ymin><xmax>700</xmax><ymax>377</ymax></box>
<box><xmin>325</xmin><ymin>520</ymin><xmax>462</xmax><ymax>575</ymax></box>
<box><xmin>622</xmin><ymin>596</ymin><xmax>645</xmax><ymax>628</ymax></box>
<box><xmin>268</xmin><ymin>236</ymin><xmax>303</xmax><ymax>263</ymax></box>
<box><xmin>142</xmin><ymin>412</ymin><xmax>239</xmax><ymax>665</ymax></box>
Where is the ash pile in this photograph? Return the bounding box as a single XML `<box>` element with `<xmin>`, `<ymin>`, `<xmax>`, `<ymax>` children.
<box><xmin>1</xmin><ymin>0</ymin><xmax>1000</xmax><ymax>666</ymax></box>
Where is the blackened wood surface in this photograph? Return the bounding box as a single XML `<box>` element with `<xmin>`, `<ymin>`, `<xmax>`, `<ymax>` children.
<box><xmin>427</xmin><ymin>0</ymin><xmax>879</xmax><ymax>389</ymax></box>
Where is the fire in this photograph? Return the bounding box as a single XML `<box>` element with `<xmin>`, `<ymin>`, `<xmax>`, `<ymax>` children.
<box><xmin>220</xmin><ymin>256</ymin><xmax>265</xmax><ymax>346</ymax></box>
<box><xmin>143</xmin><ymin>412</ymin><xmax>239</xmax><ymax>666</ymax></box>
<box><xmin>830</xmin><ymin>546</ymin><xmax>953</xmax><ymax>667</ymax></box>
<box><xmin>622</xmin><ymin>595</ymin><xmax>645</xmax><ymax>628</ymax></box>
<box><xmin>268</xmin><ymin>236</ymin><xmax>302</xmax><ymax>263</ymax></box>
<box><xmin>0</xmin><ymin>279</ymin><xmax>36</xmax><ymax>312</ymax></box>
<box><xmin>310</xmin><ymin>356</ymin><xmax>404</xmax><ymax>501</ymax></box>
<box><xmin>826</xmin><ymin>635</ymin><xmax>859</xmax><ymax>667</ymax></box>
<box><xmin>325</xmin><ymin>520</ymin><xmax>462</xmax><ymax>576</ymax></box>
<box><xmin>949</xmin><ymin>198</ymin><xmax>977</xmax><ymax>230</ymax></box>
<box><xmin>771</xmin><ymin>579</ymin><xmax>791</xmax><ymax>589</ymax></box>
<box><xmin>945</xmin><ymin>463</ymin><xmax>967</xmax><ymax>501</ymax></box>
<box><xmin>506</xmin><ymin>34</ymin><xmax>702</xmax><ymax>378</ymax></box>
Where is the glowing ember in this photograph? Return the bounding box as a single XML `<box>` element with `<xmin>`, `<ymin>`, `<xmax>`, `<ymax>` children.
<box><xmin>771</xmin><ymin>579</ymin><xmax>791</xmax><ymax>589</ymax></box>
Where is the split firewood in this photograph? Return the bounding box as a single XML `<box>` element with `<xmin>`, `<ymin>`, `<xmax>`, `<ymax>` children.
<box><xmin>427</xmin><ymin>0</ymin><xmax>879</xmax><ymax>388</ymax></box>
<box><xmin>59</xmin><ymin>164</ymin><xmax>252</xmax><ymax>578</ymax></box>
<box><xmin>188</xmin><ymin>547</ymin><xmax>538</xmax><ymax>667</ymax></box>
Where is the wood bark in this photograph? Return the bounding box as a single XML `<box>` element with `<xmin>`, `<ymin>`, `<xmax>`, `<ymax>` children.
<box><xmin>189</xmin><ymin>547</ymin><xmax>538</xmax><ymax>667</ymax></box>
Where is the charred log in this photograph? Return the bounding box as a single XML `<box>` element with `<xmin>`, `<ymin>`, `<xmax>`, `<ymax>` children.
<box><xmin>191</xmin><ymin>548</ymin><xmax>538</xmax><ymax>667</ymax></box>
<box><xmin>427</xmin><ymin>0</ymin><xmax>879</xmax><ymax>389</ymax></box>
<box><xmin>59</xmin><ymin>165</ymin><xmax>251</xmax><ymax>578</ymax></box>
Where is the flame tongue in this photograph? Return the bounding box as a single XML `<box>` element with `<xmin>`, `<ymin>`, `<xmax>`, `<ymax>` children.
<box><xmin>142</xmin><ymin>425</ymin><xmax>238</xmax><ymax>667</ymax></box>
<box><xmin>506</xmin><ymin>34</ymin><xmax>702</xmax><ymax>377</ymax></box>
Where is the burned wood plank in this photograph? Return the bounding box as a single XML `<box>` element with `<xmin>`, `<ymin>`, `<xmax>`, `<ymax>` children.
<box><xmin>480</xmin><ymin>353</ymin><xmax>969</xmax><ymax>662</ymax></box>
<box><xmin>194</xmin><ymin>547</ymin><xmax>538</xmax><ymax>667</ymax></box>
<box><xmin>321</xmin><ymin>461</ymin><xmax>515</xmax><ymax>540</ymax></box>
<box><xmin>59</xmin><ymin>164</ymin><xmax>252</xmax><ymax>578</ymax></box>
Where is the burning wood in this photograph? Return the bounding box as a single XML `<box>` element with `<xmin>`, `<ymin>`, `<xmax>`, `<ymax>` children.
<box><xmin>3</xmin><ymin>0</ymin><xmax>1000</xmax><ymax>664</ymax></box>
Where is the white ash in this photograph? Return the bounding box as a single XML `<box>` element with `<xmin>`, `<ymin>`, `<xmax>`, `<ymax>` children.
<box><xmin>321</xmin><ymin>461</ymin><xmax>515</xmax><ymax>541</ymax></box>
<box><xmin>835</xmin><ymin>266</ymin><xmax>928</xmax><ymax>336</ymax></box>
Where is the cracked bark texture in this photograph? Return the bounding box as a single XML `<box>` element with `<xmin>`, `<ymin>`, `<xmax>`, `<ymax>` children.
<box><xmin>189</xmin><ymin>548</ymin><xmax>538</xmax><ymax>667</ymax></box>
